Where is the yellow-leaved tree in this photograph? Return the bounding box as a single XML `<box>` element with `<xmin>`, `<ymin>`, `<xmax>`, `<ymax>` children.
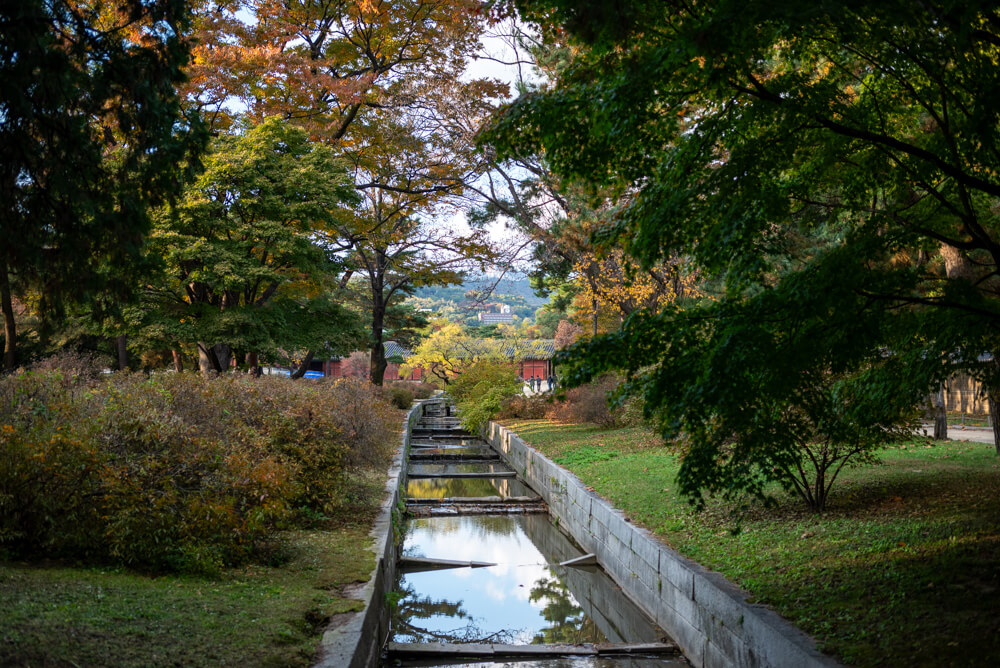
<box><xmin>572</xmin><ymin>250</ymin><xmax>703</xmax><ymax>336</ymax></box>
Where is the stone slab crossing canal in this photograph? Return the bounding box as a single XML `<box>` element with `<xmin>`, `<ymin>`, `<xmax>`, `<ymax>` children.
<box><xmin>382</xmin><ymin>398</ymin><xmax>688</xmax><ymax>667</ymax></box>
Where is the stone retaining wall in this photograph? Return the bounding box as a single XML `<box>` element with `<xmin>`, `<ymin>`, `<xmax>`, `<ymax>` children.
<box><xmin>312</xmin><ymin>401</ymin><xmax>425</xmax><ymax>668</ymax></box>
<box><xmin>486</xmin><ymin>422</ymin><xmax>839</xmax><ymax>668</ymax></box>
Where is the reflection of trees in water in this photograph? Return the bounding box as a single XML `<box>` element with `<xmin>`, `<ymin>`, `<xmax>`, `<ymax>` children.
<box><xmin>407</xmin><ymin>476</ymin><xmax>503</xmax><ymax>498</ymax></box>
<box><xmin>402</xmin><ymin>516</ymin><xmax>521</xmax><ymax>550</ymax></box>
<box><xmin>529</xmin><ymin>576</ymin><xmax>606</xmax><ymax>645</ymax></box>
<box><xmin>391</xmin><ymin>579</ymin><xmax>521</xmax><ymax>644</ymax></box>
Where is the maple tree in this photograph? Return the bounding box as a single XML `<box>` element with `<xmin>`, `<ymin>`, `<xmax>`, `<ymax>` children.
<box><xmin>572</xmin><ymin>250</ymin><xmax>703</xmax><ymax>336</ymax></box>
<box><xmin>182</xmin><ymin>0</ymin><xmax>491</xmax><ymax>141</ymax></box>
<box><xmin>490</xmin><ymin>0</ymin><xmax>1000</xmax><ymax>506</ymax></box>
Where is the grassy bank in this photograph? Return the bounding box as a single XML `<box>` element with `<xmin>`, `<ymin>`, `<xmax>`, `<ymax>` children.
<box><xmin>504</xmin><ymin>419</ymin><xmax>1000</xmax><ymax>667</ymax></box>
<box><xmin>0</xmin><ymin>526</ymin><xmax>375</xmax><ymax>667</ymax></box>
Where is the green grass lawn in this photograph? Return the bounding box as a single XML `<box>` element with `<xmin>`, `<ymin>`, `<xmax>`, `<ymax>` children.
<box><xmin>0</xmin><ymin>526</ymin><xmax>375</xmax><ymax>667</ymax></box>
<box><xmin>504</xmin><ymin>419</ymin><xmax>1000</xmax><ymax>667</ymax></box>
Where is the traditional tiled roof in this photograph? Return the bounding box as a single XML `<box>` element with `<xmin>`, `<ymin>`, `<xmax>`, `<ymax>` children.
<box><xmin>440</xmin><ymin>338</ymin><xmax>555</xmax><ymax>361</ymax></box>
<box><xmin>383</xmin><ymin>341</ymin><xmax>413</xmax><ymax>360</ymax></box>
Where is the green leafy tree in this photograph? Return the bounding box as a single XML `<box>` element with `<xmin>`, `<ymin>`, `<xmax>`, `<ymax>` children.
<box><xmin>0</xmin><ymin>0</ymin><xmax>204</xmax><ymax>371</ymax></box>
<box><xmin>448</xmin><ymin>360</ymin><xmax>523</xmax><ymax>433</ymax></box>
<box><xmin>488</xmin><ymin>0</ymin><xmax>1000</xmax><ymax>506</ymax></box>
<box><xmin>144</xmin><ymin>118</ymin><xmax>363</xmax><ymax>372</ymax></box>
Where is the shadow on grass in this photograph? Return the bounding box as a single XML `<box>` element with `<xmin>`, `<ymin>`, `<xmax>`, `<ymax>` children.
<box><xmin>775</xmin><ymin>531</ymin><xmax>1000</xmax><ymax>667</ymax></box>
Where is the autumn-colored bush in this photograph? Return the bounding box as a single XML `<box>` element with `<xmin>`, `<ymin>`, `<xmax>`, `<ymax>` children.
<box><xmin>548</xmin><ymin>374</ymin><xmax>625</xmax><ymax>427</ymax></box>
<box><xmin>499</xmin><ymin>394</ymin><xmax>549</xmax><ymax>420</ymax></box>
<box><xmin>448</xmin><ymin>362</ymin><xmax>522</xmax><ymax>432</ymax></box>
<box><xmin>386</xmin><ymin>385</ymin><xmax>415</xmax><ymax>409</ymax></box>
<box><xmin>0</xmin><ymin>427</ymin><xmax>103</xmax><ymax>558</ymax></box>
<box><xmin>0</xmin><ymin>366</ymin><xmax>400</xmax><ymax>573</ymax></box>
<box><xmin>27</xmin><ymin>349</ymin><xmax>110</xmax><ymax>383</ymax></box>
<box><xmin>392</xmin><ymin>380</ymin><xmax>436</xmax><ymax>400</ymax></box>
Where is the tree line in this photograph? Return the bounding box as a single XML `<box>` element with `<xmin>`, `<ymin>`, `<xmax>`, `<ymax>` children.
<box><xmin>1</xmin><ymin>0</ymin><xmax>501</xmax><ymax>383</ymax></box>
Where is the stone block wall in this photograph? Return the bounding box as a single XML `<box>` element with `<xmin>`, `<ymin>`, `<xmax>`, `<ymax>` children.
<box><xmin>313</xmin><ymin>401</ymin><xmax>425</xmax><ymax>668</ymax></box>
<box><xmin>486</xmin><ymin>422</ymin><xmax>839</xmax><ymax>668</ymax></box>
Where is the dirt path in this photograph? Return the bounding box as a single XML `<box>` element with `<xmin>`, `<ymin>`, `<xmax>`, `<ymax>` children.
<box><xmin>919</xmin><ymin>422</ymin><xmax>996</xmax><ymax>444</ymax></box>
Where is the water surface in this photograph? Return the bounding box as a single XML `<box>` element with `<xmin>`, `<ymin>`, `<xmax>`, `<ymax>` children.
<box><xmin>391</xmin><ymin>515</ymin><xmax>665</xmax><ymax>646</ymax></box>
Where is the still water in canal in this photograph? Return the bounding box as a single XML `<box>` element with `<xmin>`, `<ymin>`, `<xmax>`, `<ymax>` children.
<box><xmin>387</xmin><ymin>513</ymin><xmax>687</xmax><ymax>667</ymax></box>
<box><xmin>388</xmin><ymin>400</ymin><xmax>684</xmax><ymax>667</ymax></box>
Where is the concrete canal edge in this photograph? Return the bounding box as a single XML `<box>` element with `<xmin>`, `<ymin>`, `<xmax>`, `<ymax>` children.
<box><xmin>485</xmin><ymin>422</ymin><xmax>841</xmax><ymax>668</ymax></box>
<box><xmin>312</xmin><ymin>399</ymin><xmax>425</xmax><ymax>668</ymax></box>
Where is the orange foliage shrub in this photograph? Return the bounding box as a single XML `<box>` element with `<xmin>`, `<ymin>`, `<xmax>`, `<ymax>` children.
<box><xmin>0</xmin><ymin>365</ymin><xmax>400</xmax><ymax>573</ymax></box>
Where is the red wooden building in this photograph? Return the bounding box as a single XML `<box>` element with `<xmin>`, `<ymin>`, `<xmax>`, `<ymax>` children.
<box><xmin>322</xmin><ymin>339</ymin><xmax>555</xmax><ymax>383</ymax></box>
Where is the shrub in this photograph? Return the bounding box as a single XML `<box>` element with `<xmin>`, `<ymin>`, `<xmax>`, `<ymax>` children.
<box><xmin>549</xmin><ymin>373</ymin><xmax>621</xmax><ymax>427</ymax></box>
<box><xmin>0</xmin><ymin>361</ymin><xmax>401</xmax><ymax>573</ymax></box>
<box><xmin>386</xmin><ymin>385</ymin><xmax>415</xmax><ymax>409</ymax></box>
<box><xmin>499</xmin><ymin>394</ymin><xmax>549</xmax><ymax>420</ymax></box>
<box><xmin>0</xmin><ymin>427</ymin><xmax>102</xmax><ymax>558</ymax></box>
<box><xmin>322</xmin><ymin>377</ymin><xmax>398</xmax><ymax>469</ymax></box>
<box><xmin>448</xmin><ymin>362</ymin><xmax>522</xmax><ymax>432</ymax></box>
<box><xmin>27</xmin><ymin>349</ymin><xmax>110</xmax><ymax>383</ymax></box>
<box><xmin>392</xmin><ymin>380</ymin><xmax>436</xmax><ymax>400</ymax></box>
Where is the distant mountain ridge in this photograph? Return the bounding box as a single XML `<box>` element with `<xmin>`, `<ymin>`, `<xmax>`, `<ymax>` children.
<box><xmin>413</xmin><ymin>275</ymin><xmax>545</xmax><ymax>308</ymax></box>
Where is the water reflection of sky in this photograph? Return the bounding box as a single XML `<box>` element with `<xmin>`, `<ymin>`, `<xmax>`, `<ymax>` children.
<box><xmin>394</xmin><ymin>515</ymin><xmax>603</xmax><ymax>645</ymax></box>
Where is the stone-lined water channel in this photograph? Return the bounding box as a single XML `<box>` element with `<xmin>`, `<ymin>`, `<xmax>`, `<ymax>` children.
<box><xmin>382</xmin><ymin>398</ymin><xmax>688</xmax><ymax>667</ymax></box>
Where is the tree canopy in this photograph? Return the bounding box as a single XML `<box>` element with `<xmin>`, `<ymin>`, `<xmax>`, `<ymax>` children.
<box><xmin>487</xmin><ymin>0</ymin><xmax>1000</xmax><ymax>505</ymax></box>
<box><xmin>143</xmin><ymin>119</ymin><xmax>363</xmax><ymax>372</ymax></box>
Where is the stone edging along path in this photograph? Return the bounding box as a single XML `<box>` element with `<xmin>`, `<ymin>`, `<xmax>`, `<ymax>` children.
<box><xmin>485</xmin><ymin>421</ymin><xmax>841</xmax><ymax>668</ymax></box>
<box><xmin>311</xmin><ymin>400</ymin><xmax>423</xmax><ymax>668</ymax></box>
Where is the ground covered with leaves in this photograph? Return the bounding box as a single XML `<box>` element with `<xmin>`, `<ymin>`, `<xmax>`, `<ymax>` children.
<box><xmin>504</xmin><ymin>419</ymin><xmax>1000</xmax><ymax>667</ymax></box>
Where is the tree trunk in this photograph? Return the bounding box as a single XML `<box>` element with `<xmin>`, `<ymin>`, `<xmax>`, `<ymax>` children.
<box><xmin>197</xmin><ymin>342</ymin><xmax>223</xmax><ymax>374</ymax></box>
<box><xmin>988</xmin><ymin>392</ymin><xmax>1000</xmax><ymax>456</ymax></box>
<box><xmin>932</xmin><ymin>386</ymin><xmax>947</xmax><ymax>440</ymax></box>
<box><xmin>291</xmin><ymin>351</ymin><xmax>313</xmax><ymax>379</ymax></box>
<box><xmin>369</xmin><ymin>296</ymin><xmax>387</xmax><ymax>386</ymax></box>
<box><xmin>213</xmin><ymin>343</ymin><xmax>232</xmax><ymax>372</ymax></box>
<box><xmin>0</xmin><ymin>259</ymin><xmax>16</xmax><ymax>372</ymax></box>
<box><xmin>246</xmin><ymin>352</ymin><xmax>261</xmax><ymax>377</ymax></box>
<box><xmin>171</xmin><ymin>349</ymin><xmax>184</xmax><ymax>372</ymax></box>
<box><xmin>115</xmin><ymin>334</ymin><xmax>129</xmax><ymax>371</ymax></box>
<box><xmin>591</xmin><ymin>296</ymin><xmax>598</xmax><ymax>338</ymax></box>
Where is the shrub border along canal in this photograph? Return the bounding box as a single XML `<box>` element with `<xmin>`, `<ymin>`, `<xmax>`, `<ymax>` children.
<box><xmin>314</xmin><ymin>399</ymin><xmax>423</xmax><ymax>667</ymax></box>
<box><xmin>486</xmin><ymin>421</ymin><xmax>839</xmax><ymax>668</ymax></box>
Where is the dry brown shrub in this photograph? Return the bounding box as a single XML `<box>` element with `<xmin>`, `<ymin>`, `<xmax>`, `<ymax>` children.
<box><xmin>548</xmin><ymin>374</ymin><xmax>621</xmax><ymax>427</ymax></box>
<box><xmin>499</xmin><ymin>394</ymin><xmax>549</xmax><ymax>420</ymax></box>
<box><xmin>27</xmin><ymin>350</ymin><xmax>110</xmax><ymax>384</ymax></box>
<box><xmin>0</xmin><ymin>370</ymin><xmax>402</xmax><ymax>573</ymax></box>
<box><xmin>392</xmin><ymin>380</ymin><xmax>437</xmax><ymax>400</ymax></box>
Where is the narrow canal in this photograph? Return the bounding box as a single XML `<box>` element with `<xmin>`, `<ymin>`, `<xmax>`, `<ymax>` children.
<box><xmin>382</xmin><ymin>398</ymin><xmax>688</xmax><ymax>667</ymax></box>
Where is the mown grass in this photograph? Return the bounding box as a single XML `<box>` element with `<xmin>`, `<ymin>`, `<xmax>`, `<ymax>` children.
<box><xmin>0</xmin><ymin>525</ymin><xmax>376</xmax><ymax>667</ymax></box>
<box><xmin>504</xmin><ymin>419</ymin><xmax>1000</xmax><ymax>667</ymax></box>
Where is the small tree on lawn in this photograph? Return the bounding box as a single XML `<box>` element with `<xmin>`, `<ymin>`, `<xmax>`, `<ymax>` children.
<box><xmin>561</xmin><ymin>287</ymin><xmax>929</xmax><ymax>512</ymax></box>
